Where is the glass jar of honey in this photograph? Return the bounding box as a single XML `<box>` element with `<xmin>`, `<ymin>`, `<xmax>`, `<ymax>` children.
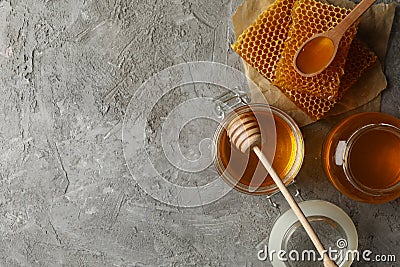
<box><xmin>214</xmin><ymin>104</ymin><xmax>304</xmax><ymax>195</ymax></box>
<box><xmin>322</xmin><ymin>112</ymin><xmax>400</xmax><ymax>203</ymax></box>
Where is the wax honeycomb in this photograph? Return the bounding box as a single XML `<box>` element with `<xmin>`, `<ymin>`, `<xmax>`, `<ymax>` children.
<box><xmin>232</xmin><ymin>0</ymin><xmax>296</xmax><ymax>82</ymax></box>
<box><xmin>273</xmin><ymin>0</ymin><xmax>358</xmax><ymax>99</ymax></box>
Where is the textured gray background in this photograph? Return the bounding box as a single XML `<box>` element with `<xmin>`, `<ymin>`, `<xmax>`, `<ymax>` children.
<box><xmin>0</xmin><ymin>0</ymin><xmax>398</xmax><ymax>266</ymax></box>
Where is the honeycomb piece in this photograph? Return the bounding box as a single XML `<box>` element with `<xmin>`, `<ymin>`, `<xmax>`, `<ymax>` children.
<box><xmin>273</xmin><ymin>0</ymin><xmax>358</xmax><ymax>99</ymax></box>
<box><xmin>280</xmin><ymin>39</ymin><xmax>377</xmax><ymax>120</ymax></box>
<box><xmin>232</xmin><ymin>0</ymin><xmax>296</xmax><ymax>82</ymax></box>
<box><xmin>280</xmin><ymin>87</ymin><xmax>338</xmax><ymax>120</ymax></box>
<box><xmin>337</xmin><ymin>39</ymin><xmax>377</xmax><ymax>98</ymax></box>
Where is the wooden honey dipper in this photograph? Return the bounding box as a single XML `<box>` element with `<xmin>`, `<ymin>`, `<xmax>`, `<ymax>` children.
<box><xmin>227</xmin><ymin>113</ymin><xmax>338</xmax><ymax>267</ymax></box>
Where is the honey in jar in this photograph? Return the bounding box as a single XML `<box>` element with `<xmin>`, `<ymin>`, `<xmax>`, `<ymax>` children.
<box><xmin>214</xmin><ymin>104</ymin><xmax>304</xmax><ymax>195</ymax></box>
<box><xmin>322</xmin><ymin>112</ymin><xmax>400</xmax><ymax>203</ymax></box>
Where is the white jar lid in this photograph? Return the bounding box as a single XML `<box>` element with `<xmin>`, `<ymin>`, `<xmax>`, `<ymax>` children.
<box><xmin>268</xmin><ymin>200</ymin><xmax>358</xmax><ymax>267</ymax></box>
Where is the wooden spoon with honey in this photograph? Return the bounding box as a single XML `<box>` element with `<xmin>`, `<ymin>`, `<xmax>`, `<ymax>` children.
<box><xmin>227</xmin><ymin>113</ymin><xmax>338</xmax><ymax>267</ymax></box>
<box><xmin>293</xmin><ymin>0</ymin><xmax>376</xmax><ymax>77</ymax></box>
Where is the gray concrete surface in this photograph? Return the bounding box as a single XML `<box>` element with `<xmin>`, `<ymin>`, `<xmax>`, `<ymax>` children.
<box><xmin>0</xmin><ymin>0</ymin><xmax>398</xmax><ymax>266</ymax></box>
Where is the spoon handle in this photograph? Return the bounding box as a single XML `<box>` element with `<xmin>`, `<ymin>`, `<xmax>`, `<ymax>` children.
<box><xmin>332</xmin><ymin>0</ymin><xmax>376</xmax><ymax>40</ymax></box>
<box><xmin>253</xmin><ymin>146</ymin><xmax>338</xmax><ymax>267</ymax></box>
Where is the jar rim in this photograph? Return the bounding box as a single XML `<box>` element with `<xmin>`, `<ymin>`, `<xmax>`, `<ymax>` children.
<box><xmin>268</xmin><ymin>200</ymin><xmax>358</xmax><ymax>267</ymax></box>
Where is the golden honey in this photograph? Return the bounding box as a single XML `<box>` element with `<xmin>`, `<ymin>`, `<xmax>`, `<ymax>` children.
<box><xmin>215</xmin><ymin>104</ymin><xmax>304</xmax><ymax>195</ymax></box>
<box><xmin>296</xmin><ymin>36</ymin><xmax>335</xmax><ymax>75</ymax></box>
<box><xmin>323</xmin><ymin>112</ymin><xmax>400</xmax><ymax>203</ymax></box>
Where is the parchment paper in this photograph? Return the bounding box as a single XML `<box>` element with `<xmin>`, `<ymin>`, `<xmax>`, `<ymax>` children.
<box><xmin>232</xmin><ymin>0</ymin><xmax>396</xmax><ymax>126</ymax></box>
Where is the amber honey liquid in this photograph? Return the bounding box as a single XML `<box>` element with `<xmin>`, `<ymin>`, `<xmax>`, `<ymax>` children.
<box><xmin>348</xmin><ymin>127</ymin><xmax>400</xmax><ymax>190</ymax></box>
<box><xmin>296</xmin><ymin>36</ymin><xmax>335</xmax><ymax>74</ymax></box>
<box><xmin>323</xmin><ymin>112</ymin><xmax>400</xmax><ymax>203</ymax></box>
<box><xmin>218</xmin><ymin>110</ymin><xmax>298</xmax><ymax>191</ymax></box>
